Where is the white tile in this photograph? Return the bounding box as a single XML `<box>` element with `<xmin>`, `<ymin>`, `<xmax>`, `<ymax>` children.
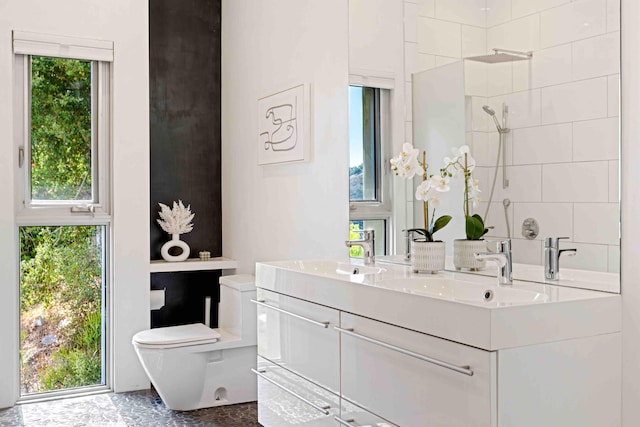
<box><xmin>405</xmin><ymin>42</ymin><xmax>418</xmax><ymax>82</ymax></box>
<box><xmin>472</xmin><ymin>131</ymin><xmax>503</xmax><ymax>167</ymax></box>
<box><xmin>512</xmin><ymin>123</ymin><xmax>573</xmax><ymax>165</ymax></box>
<box><xmin>573</xmin><ymin>117</ymin><xmax>619</xmax><ymax>161</ymax></box>
<box><xmin>417</xmin><ymin>0</ymin><xmax>435</xmax><ymax>17</ymax></box>
<box><xmin>417</xmin><ymin>53</ymin><xmax>436</xmax><ymax>71</ymax></box>
<box><xmin>435</xmin><ymin>0</ymin><xmax>486</xmax><ymax>27</ymax></box>
<box><xmin>541</xmin><ymin>77</ymin><xmax>608</xmax><ymax>124</ymax></box>
<box><xmin>492</xmin><ymin>165</ymin><xmax>543</xmax><ymax>203</ymax></box>
<box><xmin>513</xmin><ymin>44</ymin><xmax>572</xmax><ymax>91</ymax></box>
<box><xmin>487</xmin><ymin>14</ymin><xmax>540</xmax><ymax>53</ymax></box>
<box><xmin>464</xmin><ymin>61</ymin><xmax>488</xmax><ymax>97</ymax></box>
<box><xmin>417</xmin><ymin>17</ymin><xmax>461</xmax><ymax>57</ymax></box>
<box><xmin>574</xmin><ymin>203</ymin><xmax>619</xmax><ymax>245</ymax></box>
<box><xmin>609</xmin><ymin>160</ymin><xmax>619</xmax><ymax>203</ymax></box>
<box><xmin>405</xmin><ymin>81</ymin><xmax>413</xmax><ymax>120</ymax></box>
<box><xmin>487</xmin><ymin>62</ymin><xmax>513</xmax><ymax>96</ymax></box>
<box><xmin>486</xmin><ymin>0</ymin><xmax>511</xmax><ymax>28</ymax></box>
<box><xmin>540</xmin><ymin>0</ymin><xmax>607</xmax><ymax>48</ymax></box>
<box><xmin>405</xmin><ymin>2</ymin><xmax>418</xmax><ymax>42</ymax></box>
<box><xmin>478</xmin><ymin>201</ymin><xmax>513</xmax><ymax>238</ymax></box>
<box><xmin>542</xmin><ymin>161</ymin><xmax>609</xmax><ymax>202</ymax></box>
<box><xmin>470</xmin><ymin>96</ymin><xmax>491</xmax><ymax>131</ymax></box>
<box><xmin>435</xmin><ymin>56</ymin><xmax>460</xmax><ymax>67</ymax></box>
<box><xmin>559</xmin><ymin>241</ymin><xmax>608</xmax><ymax>272</ymax></box>
<box><xmin>488</xmin><ymin>89</ymin><xmax>541</xmax><ymax>129</ymax></box>
<box><xmin>461</xmin><ymin>25</ymin><xmax>487</xmax><ymax>58</ymax></box>
<box><xmin>608</xmin><ymin>74</ymin><xmax>619</xmax><ymax>117</ymax></box>
<box><xmin>405</xmin><ymin>121</ymin><xmax>413</xmax><ymax>143</ymax></box>
<box><xmin>511</xmin><ymin>238</ymin><xmax>543</xmax><ymax>265</ymax></box>
<box><xmin>608</xmin><ymin>245</ymin><xmax>620</xmax><ymax>273</ymax></box>
<box><xmin>572</xmin><ymin>32</ymin><xmax>620</xmax><ymax>81</ymax></box>
<box><xmin>607</xmin><ymin>0</ymin><xmax>620</xmax><ymax>32</ymax></box>
<box><xmin>512</xmin><ymin>0</ymin><xmax>571</xmax><ymax>19</ymax></box>
<box><xmin>513</xmin><ymin>202</ymin><xmax>574</xmax><ymax>241</ymax></box>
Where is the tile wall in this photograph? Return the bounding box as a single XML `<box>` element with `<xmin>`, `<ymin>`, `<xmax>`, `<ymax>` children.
<box><xmin>404</xmin><ymin>0</ymin><xmax>620</xmax><ymax>272</ymax></box>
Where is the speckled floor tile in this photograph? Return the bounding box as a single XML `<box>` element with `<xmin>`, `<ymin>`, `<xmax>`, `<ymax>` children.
<box><xmin>0</xmin><ymin>389</ymin><xmax>259</xmax><ymax>427</ymax></box>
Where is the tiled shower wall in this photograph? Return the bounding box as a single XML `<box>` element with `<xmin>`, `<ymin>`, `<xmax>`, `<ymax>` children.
<box><xmin>404</xmin><ymin>0</ymin><xmax>620</xmax><ymax>273</ymax></box>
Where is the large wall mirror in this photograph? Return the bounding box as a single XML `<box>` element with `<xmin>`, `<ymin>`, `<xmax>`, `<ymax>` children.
<box><xmin>401</xmin><ymin>0</ymin><xmax>620</xmax><ymax>293</ymax></box>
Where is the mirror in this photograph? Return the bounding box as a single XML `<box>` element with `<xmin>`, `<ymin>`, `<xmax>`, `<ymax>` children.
<box><xmin>401</xmin><ymin>1</ymin><xmax>620</xmax><ymax>292</ymax></box>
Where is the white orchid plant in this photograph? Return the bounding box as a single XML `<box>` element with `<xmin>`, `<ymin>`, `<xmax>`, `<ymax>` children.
<box><xmin>390</xmin><ymin>143</ymin><xmax>452</xmax><ymax>242</ymax></box>
<box><xmin>440</xmin><ymin>145</ymin><xmax>491</xmax><ymax>240</ymax></box>
<box><xmin>157</xmin><ymin>200</ymin><xmax>195</xmax><ymax>235</ymax></box>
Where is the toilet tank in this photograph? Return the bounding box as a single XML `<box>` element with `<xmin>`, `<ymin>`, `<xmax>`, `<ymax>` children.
<box><xmin>219</xmin><ymin>274</ymin><xmax>257</xmax><ymax>345</ymax></box>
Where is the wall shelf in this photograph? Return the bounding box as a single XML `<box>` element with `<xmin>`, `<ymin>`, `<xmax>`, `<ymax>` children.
<box><xmin>150</xmin><ymin>257</ymin><xmax>237</xmax><ymax>273</ymax></box>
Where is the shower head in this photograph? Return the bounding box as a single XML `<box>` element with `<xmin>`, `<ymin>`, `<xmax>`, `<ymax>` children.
<box><xmin>482</xmin><ymin>104</ymin><xmax>505</xmax><ymax>132</ymax></box>
<box><xmin>465</xmin><ymin>48</ymin><xmax>533</xmax><ymax>64</ymax></box>
<box><xmin>482</xmin><ymin>105</ymin><xmax>496</xmax><ymax>116</ymax></box>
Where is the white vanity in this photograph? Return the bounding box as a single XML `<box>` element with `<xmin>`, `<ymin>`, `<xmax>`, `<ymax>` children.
<box><xmin>254</xmin><ymin>259</ymin><xmax>621</xmax><ymax>427</ymax></box>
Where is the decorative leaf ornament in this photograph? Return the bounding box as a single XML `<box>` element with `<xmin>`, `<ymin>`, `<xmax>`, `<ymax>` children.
<box><xmin>156</xmin><ymin>200</ymin><xmax>195</xmax><ymax>235</ymax></box>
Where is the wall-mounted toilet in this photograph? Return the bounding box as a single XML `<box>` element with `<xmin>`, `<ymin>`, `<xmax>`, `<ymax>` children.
<box><xmin>132</xmin><ymin>274</ymin><xmax>257</xmax><ymax>411</ymax></box>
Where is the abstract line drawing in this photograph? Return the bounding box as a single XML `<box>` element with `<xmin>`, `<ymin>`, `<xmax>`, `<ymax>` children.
<box><xmin>258</xmin><ymin>84</ymin><xmax>307</xmax><ymax>165</ymax></box>
<box><xmin>260</xmin><ymin>102</ymin><xmax>297</xmax><ymax>152</ymax></box>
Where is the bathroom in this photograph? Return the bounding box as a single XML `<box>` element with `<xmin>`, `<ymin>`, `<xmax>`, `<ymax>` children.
<box><xmin>0</xmin><ymin>0</ymin><xmax>637</xmax><ymax>426</ymax></box>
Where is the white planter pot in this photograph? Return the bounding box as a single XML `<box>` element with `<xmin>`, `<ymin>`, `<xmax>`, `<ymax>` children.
<box><xmin>161</xmin><ymin>233</ymin><xmax>190</xmax><ymax>262</ymax></box>
<box><xmin>453</xmin><ymin>239</ymin><xmax>487</xmax><ymax>271</ymax></box>
<box><xmin>410</xmin><ymin>240</ymin><xmax>445</xmax><ymax>274</ymax></box>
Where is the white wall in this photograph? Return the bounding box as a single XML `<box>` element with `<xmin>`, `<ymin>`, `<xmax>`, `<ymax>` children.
<box><xmin>0</xmin><ymin>0</ymin><xmax>150</xmax><ymax>407</ymax></box>
<box><xmin>221</xmin><ymin>0</ymin><xmax>350</xmax><ymax>274</ymax></box>
<box><xmin>621</xmin><ymin>1</ymin><xmax>640</xmax><ymax>424</ymax></box>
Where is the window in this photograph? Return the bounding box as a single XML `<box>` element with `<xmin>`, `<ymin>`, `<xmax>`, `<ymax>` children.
<box><xmin>13</xmin><ymin>32</ymin><xmax>113</xmax><ymax>399</ymax></box>
<box><xmin>349</xmin><ymin>85</ymin><xmax>392</xmax><ymax>256</ymax></box>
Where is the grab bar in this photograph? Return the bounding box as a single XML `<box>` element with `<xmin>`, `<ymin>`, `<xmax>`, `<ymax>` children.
<box><xmin>251</xmin><ymin>299</ymin><xmax>330</xmax><ymax>328</ymax></box>
<box><xmin>334</xmin><ymin>327</ymin><xmax>473</xmax><ymax>376</ymax></box>
<box><xmin>251</xmin><ymin>368</ymin><xmax>331</xmax><ymax>415</ymax></box>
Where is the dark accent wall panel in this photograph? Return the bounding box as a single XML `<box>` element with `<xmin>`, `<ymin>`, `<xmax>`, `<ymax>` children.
<box><xmin>150</xmin><ymin>0</ymin><xmax>221</xmax><ymax>259</ymax></box>
<box><xmin>149</xmin><ymin>0</ymin><xmax>222</xmax><ymax>329</ymax></box>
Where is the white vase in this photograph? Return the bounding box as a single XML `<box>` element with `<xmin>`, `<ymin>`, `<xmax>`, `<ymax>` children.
<box><xmin>453</xmin><ymin>239</ymin><xmax>487</xmax><ymax>271</ymax></box>
<box><xmin>160</xmin><ymin>233</ymin><xmax>190</xmax><ymax>262</ymax></box>
<box><xmin>410</xmin><ymin>240</ymin><xmax>445</xmax><ymax>274</ymax></box>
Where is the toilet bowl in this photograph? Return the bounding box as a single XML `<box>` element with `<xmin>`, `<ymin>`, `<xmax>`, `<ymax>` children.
<box><xmin>132</xmin><ymin>274</ymin><xmax>257</xmax><ymax>411</ymax></box>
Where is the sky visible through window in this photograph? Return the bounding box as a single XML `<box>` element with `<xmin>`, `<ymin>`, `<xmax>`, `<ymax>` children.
<box><xmin>349</xmin><ymin>86</ymin><xmax>364</xmax><ymax>167</ymax></box>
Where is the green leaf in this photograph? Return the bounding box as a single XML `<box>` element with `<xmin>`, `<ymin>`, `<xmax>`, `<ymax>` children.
<box><xmin>408</xmin><ymin>228</ymin><xmax>434</xmax><ymax>242</ymax></box>
<box><xmin>432</xmin><ymin>215</ymin><xmax>452</xmax><ymax>234</ymax></box>
<box><xmin>465</xmin><ymin>215</ymin><xmax>485</xmax><ymax>240</ymax></box>
<box><xmin>471</xmin><ymin>214</ymin><xmax>484</xmax><ymax>227</ymax></box>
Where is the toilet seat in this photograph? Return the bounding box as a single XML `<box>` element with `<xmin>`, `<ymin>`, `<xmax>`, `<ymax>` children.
<box><xmin>132</xmin><ymin>323</ymin><xmax>221</xmax><ymax>349</ymax></box>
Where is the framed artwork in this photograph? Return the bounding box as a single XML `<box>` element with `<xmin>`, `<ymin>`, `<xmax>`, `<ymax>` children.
<box><xmin>258</xmin><ymin>83</ymin><xmax>309</xmax><ymax>165</ymax></box>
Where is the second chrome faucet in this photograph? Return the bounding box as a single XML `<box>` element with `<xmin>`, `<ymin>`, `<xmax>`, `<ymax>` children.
<box><xmin>474</xmin><ymin>239</ymin><xmax>513</xmax><ymax>285</ymax></box>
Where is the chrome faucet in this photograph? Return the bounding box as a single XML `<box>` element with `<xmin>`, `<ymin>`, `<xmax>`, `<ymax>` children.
<box><xmin>544</xmin><ymin>237</ymin><xmax>577</xmax><ymax>280</ymax></box>
<box><xmin>346</xmin><ymin>229</ymin><xmax>375</xmax><ymax>265</ymax></box>
<box><xmin>403</xmin><ymin>229</ymin><xmax>416</xmax><ymax>261</ymax></box>
<box><xmin>474</xmin><ymin>239</ymin><xmax>513</xmax><ymax>285</ymax></box>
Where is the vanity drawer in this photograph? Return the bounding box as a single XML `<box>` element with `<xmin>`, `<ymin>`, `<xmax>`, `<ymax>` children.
<box><xmin>255</xmin><ymin>356</ymin><xmax>340</xmax><ymax>426</ymax></box>
<box><xmin>256</xmin><ymin>288</ymin><xmax>340</xmax><ymax>393</ymax></box>
<box><xmin>339</xmin><ymin>313</ymin><xmax>496</xmax><ymax>427</ymax></box>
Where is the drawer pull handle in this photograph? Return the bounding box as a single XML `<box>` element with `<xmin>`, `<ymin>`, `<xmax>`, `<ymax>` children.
<box><xmin>251</xmin><ymin>368</ymin><xmax>331</xmax><ymax>415</ymax></box>
<box><xmin>251</xmin><ymin>299</ymin><xmax>330</xmax><ymax>328</ymax></box>
<box><xmin>334</xmin><ymin>416</ymin><xmax>355</xmax><ymax>426</ymax></box>
<box><xmin>334</xmin><ymin>327</ymin><xmax>474</xmax><ymax>376</ymax></box>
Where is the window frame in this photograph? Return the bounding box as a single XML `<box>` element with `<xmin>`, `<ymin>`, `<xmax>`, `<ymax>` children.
<box><xmin>348</xmin><ymin>83</ymin><xmax>393</xmax><ymax>255</ymax></box>
<box><xmin>14</xmin><ymin>54</ymin><xmax>111</xmax><ymax>225</ymax></box>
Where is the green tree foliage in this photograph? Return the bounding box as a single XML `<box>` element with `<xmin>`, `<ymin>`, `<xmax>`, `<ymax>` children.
<box><xmin>31</xmin><ymin>56</ymin><xmax>92</xmax><ymax>200</ymax></box>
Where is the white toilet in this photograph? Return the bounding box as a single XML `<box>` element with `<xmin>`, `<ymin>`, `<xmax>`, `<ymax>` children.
<box><xmin>132</xmin><ymin>274</ymin><xmax>257</xmax><ymax>411</ymax></box>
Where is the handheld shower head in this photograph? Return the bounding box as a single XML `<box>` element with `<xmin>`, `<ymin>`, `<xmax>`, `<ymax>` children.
<box><xmin>482</xmin><ymin>105</ymin><xmax>496</xmax><ymax>116</ymax></box>
<box><xmin>482</xmin><ymin>105</ymin><xmax>505</xmax><ymax>132</ymax></box>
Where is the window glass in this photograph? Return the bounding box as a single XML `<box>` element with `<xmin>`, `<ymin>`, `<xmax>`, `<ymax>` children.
<box><xmin>30</xmin><ymin>56</ymin><xmax>93</xmax><ymax>202</ymax></box>
<box><xmin>349</xmin><ymin>86</ymin><xmax>378</xmax><ymax>202</ymax></box>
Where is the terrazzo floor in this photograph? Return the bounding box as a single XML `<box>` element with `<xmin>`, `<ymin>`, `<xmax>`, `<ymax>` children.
<box><xmin>0</xmin><ymin>389</ymin><xmax>260</xmax><ymax>427</ymax></box>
